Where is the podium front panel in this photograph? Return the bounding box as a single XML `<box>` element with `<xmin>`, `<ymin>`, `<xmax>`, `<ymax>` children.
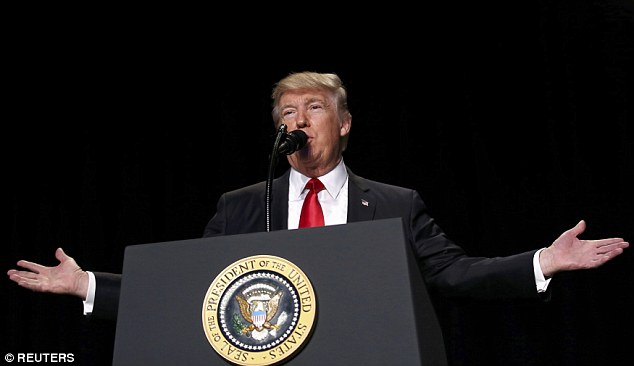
<box><xmin>113</xmin><ymin>218</ymin><xmax>446</xmax><ymax>365</ymax></box>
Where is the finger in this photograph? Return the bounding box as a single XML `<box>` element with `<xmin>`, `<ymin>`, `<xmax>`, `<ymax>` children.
<box><xmin>593</xmin><ymin>238</ymin><xmax>628</xmax><ymax>249</ymax></box>
<box><xmin>8</xmin><ymin>272</ymin><xmax>39</xmax><ymax>286</ymax></box>
<box><xmin>55</xmin><ymin>247</ymin><xmax>70</xmax><ymax>262</ymax></box>
<box><xmin>9</xmin><ymin>271</ymin><xmax>41</xmax><ymax>280</ymax></box>
<box><xmin>568</xmin><ymin>220</ymin><xmax>586</xmax><ymax>237</ymax></box>
<box><xmin>7</xmin><ymin>271</ymin><xmax>21</xmax><ymax>283</ymax></box>
<box><xmin>592</xmin><ymin>248</ymin><xmax>625</xmax><ymax>265</ymax></box>
<box><xmin>14</xmin><ymin>277</ymin><xmax>44</xmax><ymax>291</ymax></box>
<box><xmin>596</xmin><ymin>246</ymin><xmax>626</xmax><ymax>258</ymax></box>
<box><xmin>15</xmin><ymin>260</ymin><xmax>46</xmax><ymax>274</ymax></box>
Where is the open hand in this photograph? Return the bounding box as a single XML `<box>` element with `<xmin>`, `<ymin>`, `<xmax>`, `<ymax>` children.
<box><xmin>7</xmin><ymin>248</ymin><xmax>89</xmax><ymax>300</ymax></box>
<box><xmin>540</xmin><ymin>220</ymin><xmax>629</xmax><ymax>277</ymax></box>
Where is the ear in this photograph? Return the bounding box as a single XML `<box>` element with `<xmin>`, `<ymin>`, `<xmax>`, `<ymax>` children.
<box><xmin>339</xmin><ymin>112</ymin><xmax>352</xmax><ymax>137</ymax></box>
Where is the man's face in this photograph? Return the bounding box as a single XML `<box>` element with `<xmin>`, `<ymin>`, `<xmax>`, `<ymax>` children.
<box><xmin>278</xmin><ymin>89</ymin><xmax>351</xmax><ymax>177</ymax></box>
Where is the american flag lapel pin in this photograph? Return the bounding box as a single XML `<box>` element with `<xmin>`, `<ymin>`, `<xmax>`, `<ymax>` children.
<box><xmin>361</xmin><ymin>199</ymin><xmax>369</xmax><ymax>207</ymax></box>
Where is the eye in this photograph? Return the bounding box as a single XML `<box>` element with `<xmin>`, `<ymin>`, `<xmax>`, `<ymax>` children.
<box><xmin>308</xmin><ymin>103</ymin><xmax>324</xmax><ymax>111</ymax></box>
<box><xmin>282</xmin><ymin>109</ymin><xmax>296</xmax><ymax>119</ymax></box>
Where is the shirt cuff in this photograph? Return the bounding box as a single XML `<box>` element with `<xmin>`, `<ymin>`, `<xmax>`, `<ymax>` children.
<box><xmin>533</xmin><ymin>248</ymin><xmax>552</xmax><ymax>293</ymax></box>
<box><xmin>82</xmin><ymin>271</ymin><xmax>96</xmax><ymax>315</ymax></box>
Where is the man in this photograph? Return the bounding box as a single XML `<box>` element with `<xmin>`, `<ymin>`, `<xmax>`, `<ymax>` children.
<box><xmin>7</xmin><ymin>71</ymin><xmax>629</xmax><ymax>322</ymax></box>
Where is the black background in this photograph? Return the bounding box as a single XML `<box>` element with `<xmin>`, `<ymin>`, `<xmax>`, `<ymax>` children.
<box><xmin>4</xmin><ymin>2</ymin><xmax>633</xmax><ymax>365</ymax></box>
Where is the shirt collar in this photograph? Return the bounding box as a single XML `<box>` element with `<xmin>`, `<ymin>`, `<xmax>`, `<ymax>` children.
<box><xmin>289</xmin><ymin>159</ymin><xmax>348</xmax><ymax>200</ymax></box>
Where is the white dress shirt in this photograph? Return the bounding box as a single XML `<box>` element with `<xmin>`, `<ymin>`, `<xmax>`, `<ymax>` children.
<box><xmin>287</xmin><ymin>159</ymin><xmax>349</xmax><ymax>229</ymax></box>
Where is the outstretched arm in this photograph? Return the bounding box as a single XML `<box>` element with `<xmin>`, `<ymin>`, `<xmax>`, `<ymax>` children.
<box><xmin>539</xmin><ymin>220</ymin><xmax>629</xmax><ymax>277</ymax></box>
<box><xmin>7</xmin><ymin>248</ymin><xmax>89</xmax><ymax>300</ymax></box>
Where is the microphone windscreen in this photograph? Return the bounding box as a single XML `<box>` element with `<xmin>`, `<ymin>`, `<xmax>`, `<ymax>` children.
<box><xmin>279</xmin><ymin>130</ymin><xmax>308</xmax><ymax>155</ymax></box>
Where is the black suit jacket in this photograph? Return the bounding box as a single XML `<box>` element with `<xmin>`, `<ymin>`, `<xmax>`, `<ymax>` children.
<box><xmin>92</xmin><ymin>168</ymin><xmax>540</xmax><ymax>320</ymax></box>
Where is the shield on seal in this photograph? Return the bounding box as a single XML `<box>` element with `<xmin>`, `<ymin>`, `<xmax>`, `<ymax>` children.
<box><xmin>252</xmin><ymin>309</ymin><xmax>266</xmax><ymax>328</ymax></box>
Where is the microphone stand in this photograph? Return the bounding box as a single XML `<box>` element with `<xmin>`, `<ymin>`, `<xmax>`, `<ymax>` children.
<box><xmin>266</xmin><ymin>124</ymin><xmax>288</xmax><ymax>232</ymax></box>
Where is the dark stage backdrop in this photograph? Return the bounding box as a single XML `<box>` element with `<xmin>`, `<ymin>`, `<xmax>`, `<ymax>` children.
<box><xmin>4</xmin><ymin>2</ymin><xmax>633</xmax><ymax>366</ymax></box>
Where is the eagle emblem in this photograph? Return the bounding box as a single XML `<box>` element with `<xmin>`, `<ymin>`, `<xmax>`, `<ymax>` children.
<box><xmin>235</xmin><ymin>284</ymin><xmax>284</xmax><ymax>340</ymax></box>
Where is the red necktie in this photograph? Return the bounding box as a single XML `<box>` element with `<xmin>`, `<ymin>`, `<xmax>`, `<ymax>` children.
<box><xmin>299</xmin><ymin>178</ymin><xmax>326</xmax><ymax>228</ymax></box>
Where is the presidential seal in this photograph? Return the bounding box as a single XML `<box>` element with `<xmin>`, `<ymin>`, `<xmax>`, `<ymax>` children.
<box><xmin>202</xmin><ymin>255</ymin><xmax>317</xmax><ymax>365</ymax></box>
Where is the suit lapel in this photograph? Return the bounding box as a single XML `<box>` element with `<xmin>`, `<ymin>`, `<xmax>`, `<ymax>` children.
<box><xmin>346</xmin><ymin>168</ymin><xmax>376</xmax><ymax>223</ymax></box>
<box><xmin>271</xmin><ymin>169</ymin><xmax>290</xmax><ymax>231</ymax></box>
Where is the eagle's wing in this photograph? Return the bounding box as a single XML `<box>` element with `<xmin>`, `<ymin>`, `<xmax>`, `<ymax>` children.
<box><xmin>236</xmin><ymin>294</ymin><xmax>252</xmax><ymax>322</ymax></box>
<box><xmin>266</xmin><ymin>291</ymin><xmax>283</xmax><ymax>321</ymax></box>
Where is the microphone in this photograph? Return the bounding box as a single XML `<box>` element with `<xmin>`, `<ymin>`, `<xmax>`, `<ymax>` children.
<box><xmin>266</xmin><ymin>125</ymin><xmax>306</xmax><ymax>231</ymax></box>
<box><xmin>278</xmin><ymin>130</ymin><xmax>308</xmax><ymax>155</ymax></box>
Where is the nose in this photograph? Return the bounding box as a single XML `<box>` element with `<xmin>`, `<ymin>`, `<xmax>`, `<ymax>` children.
<box><xmin>296</xmin><ymin>119</ymin><xmax>308</xmax><ymax>128</ymax></box>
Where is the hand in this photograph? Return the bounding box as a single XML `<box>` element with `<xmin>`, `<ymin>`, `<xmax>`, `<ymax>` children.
<box><xmin>540</xmin><ymin>220</ymin><xmax>629</xmax><ymax>277</ymax></box>
<box><xmin>7</xmin><ymin>248</ymin><xmax>89</xmax><ymax>300</ymax></box>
